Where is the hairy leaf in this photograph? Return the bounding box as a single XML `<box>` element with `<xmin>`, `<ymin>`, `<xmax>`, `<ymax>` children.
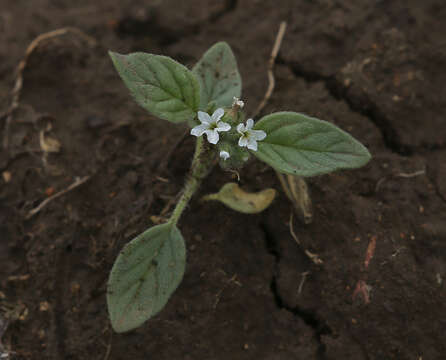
<box><xmin>202</xmin><ymin>183</ymin><xmax>276</xmax><ymax>214</ymax></box>
<box><xmin>253</xmin><ymin>112</ymin><xmax>371</xmax><ymax>177</ymax></box>
<box><xmin>193</xmin><ymin>42</ymin><xmax>241</xmax><ymax>109</ymax></box>
<box><xmin>107</xmin><ymin>223</ymin><xmax>186</xmax><ymax>333</ymax></box>
<box><xmin>110</xmin><ymin>51</ymin><xmax>200</xmax><ymax>123</ymax></box>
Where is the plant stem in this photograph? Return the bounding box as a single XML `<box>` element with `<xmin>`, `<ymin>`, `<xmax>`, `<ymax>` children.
<box><xmin>169</xmin><ymin>136</ymin><xmax>214</xmax><ymax>225</ymax></box>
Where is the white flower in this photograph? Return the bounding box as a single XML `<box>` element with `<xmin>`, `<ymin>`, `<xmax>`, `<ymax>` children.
<box><xmin>219</xmin><ymin>150</ymin><xmax>230</xmax><ymax>160</ymax></box>
<box><xmin>232</xmin><ymin>97</ymin><xmax>244</xmax><ymax>109</ymax></box>
<box><xmin>190</xmin><ymin>108</ymin><xmax>230</xmax><ymax>144</ymax></box>
<box><xmin>237</xmin><ymin>118</ymin><xmax>266</xmax><ymax>151</ymax></box>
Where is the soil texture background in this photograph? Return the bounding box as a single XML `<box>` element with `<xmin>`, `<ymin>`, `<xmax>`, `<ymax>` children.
<box><xmin>1</xmin><ymin>1</ymin><xmax>445</xmax><ymax>359</ymax></box>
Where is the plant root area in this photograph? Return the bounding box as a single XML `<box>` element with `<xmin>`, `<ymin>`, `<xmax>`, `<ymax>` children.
<box><xmin>1</xmin><ymin>1</ymin><xmax>445</xmax><ymax>359</ymax></box>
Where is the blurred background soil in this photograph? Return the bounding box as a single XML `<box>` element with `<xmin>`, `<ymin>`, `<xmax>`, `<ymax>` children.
<box><xmin>0</xmin><ymin>1</ymin><xmax>445</xmax><ymax>359</ymax></box>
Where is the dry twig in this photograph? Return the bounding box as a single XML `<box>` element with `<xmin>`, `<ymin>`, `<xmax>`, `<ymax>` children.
<box><xmin>26</xmin><ymin>176</ymin><xmax>91</xmax><ymax>219</ymax></box>
<box><xmin>289</xmin><ymin>213</ymin><xmax>323</xmax><ymax>265</ymax></box>
<box><xmin>103</xmin><ymin>331</ymin><xmax>112</xmax><ymax>360</ymax></box>
<box><xmin>252</xmin><ymin>21</ymin><xmax>287</xmax><ymax>118</ymax></box>
<box><xmin>297</xmin><ymin>271</ymin><xmax>310</xmax><ymax>295</ymax></box>
<box><xmin>2</xmin><ymin>27</ymin><xmax>96</xmax><ymax>149</ymax></box>
<box><xmin>252</xmin><ymin>22</ymin><xmax>315</xmax><ymax>226</ymax></box>
<box><xmin>395</xmin><ymin>169</ymin><xmax>425</xmax><ymax>178</ymax></box>
<box><xmin>375</xmin><ymin>167</ymin><xmax>425</xmax><ymax>192</ymax></box>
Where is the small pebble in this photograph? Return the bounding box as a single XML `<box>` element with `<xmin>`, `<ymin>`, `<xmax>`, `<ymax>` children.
<box><xmin>2</xmin><ymin>171</ymin><xmax>11</xmax><ymax>183</ymax></box>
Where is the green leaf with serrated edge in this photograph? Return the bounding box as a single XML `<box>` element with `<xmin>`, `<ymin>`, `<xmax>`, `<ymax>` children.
<box><xmin>107</xmin><ymin>223</ymin><xmax>186</xmax><ymax>333</ymax></box>
<box><xmin>193</xmin><ymin>42</ymin><xmax>241</xmax><ymax>109</ymax></box>
<box><xmin>252</xmin><ymin>112</ymin><xmax>371</xmax><ymax>177</ymax></box>
<box><xmin>109</xmin><ymin>51</ymin><xmax>200</xmax><ymax>123</ymax></box>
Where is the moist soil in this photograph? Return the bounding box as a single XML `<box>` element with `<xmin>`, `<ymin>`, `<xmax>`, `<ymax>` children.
<box><xmin>1</xmin><ymin>1</ymin><xmax>445</xmax><ymax>359</ymax></box>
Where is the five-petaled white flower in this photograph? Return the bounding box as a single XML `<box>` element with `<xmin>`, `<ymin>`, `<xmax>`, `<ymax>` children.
<box><xmin>237</xmin><ymin>119</ymin><xmax>266</xmax><ymax>151</ymax></box>
<box><xmin>219</xmin><ymin>150</ymin><xmax>230</xmax><ymax>160</ymax></box>
<box><xmin>190</xmin><ymin>108</ymin><xmax>230</xmax><ymax>144</ymax></box>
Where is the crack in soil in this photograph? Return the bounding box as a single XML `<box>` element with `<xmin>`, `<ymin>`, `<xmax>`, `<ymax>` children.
<box><xmin>277</xmin><ymin>59</ymin><xmax>413</xmax><ymax>156</ymax></box>
<box><xmin>260</xmin><ymin>222</ymin><xmax>332</xmax><ymax>359</ymax></box>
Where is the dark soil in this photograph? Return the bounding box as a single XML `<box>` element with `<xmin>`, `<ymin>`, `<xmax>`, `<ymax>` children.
<box><xmin>1</xmin><ymin>1</ymin><xmax>445</xmax><ymax>359</ymax></box>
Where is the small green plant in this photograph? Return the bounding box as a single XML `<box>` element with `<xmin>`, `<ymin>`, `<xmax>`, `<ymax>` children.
<box><xmin>107</xmin><ymin>42</ymin><xmax>371</xmax><ymax>332</ymax></box>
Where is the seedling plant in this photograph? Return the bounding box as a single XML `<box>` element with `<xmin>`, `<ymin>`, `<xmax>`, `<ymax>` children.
<box><xmin>107</xmin><ymin>42</ymin><xmax>371</xmax><ymax>332</ymax></box>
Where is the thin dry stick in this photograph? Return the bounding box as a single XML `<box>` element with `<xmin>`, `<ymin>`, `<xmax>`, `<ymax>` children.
<box><xmin>252</xmin><ymin>21</ymin><xmax>287</xmax><ymax>118</ymax></box>
<box><xmin>289</xmin><ymin>213</ymin><xmax>323</xmax><ymax>265</ymax></box>
<box><xmin>2</xmin><ymin>27</ymin><xmax>96</xmax><ymax>149</ymax></box>
<box><xmin>103</xmin><ymin>332</ymin><xmax>112</xmax><ymax>360</ymax></box>
<box><xmin>26</xmin><ymin>176</ymin><xmax>91</xmax><ymax>219</ymax></box>
<box><xmin>297</xmin><ymin>271</ymin><xmax>310</xmax><ymax>295</ymax></box>
<box><xmin>289</xmin><ymin>212</ymin><xmax>301</xmax><ymax>245</ymax></box>
<box><xmin>375</xmin><ymin>168</ymin><xmax>426</xmax><ymax>192</ymax></box>
<box><xmin>395</xmin><ymin>169</ymin><xmax>425</xmax><ymax>178</ymax></box>
<box><xmin>253</xmin><ymin>22</ymin><xmax>315</xmax><ymax>226</ymax></box>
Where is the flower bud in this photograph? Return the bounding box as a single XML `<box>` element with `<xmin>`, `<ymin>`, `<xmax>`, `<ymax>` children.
<box><xmin>220</xmin><ymin>107</ymin><xmax>245</xmax><ymax>127</ymax></box>
<box><xmin>217</xmin><ymin>141</ymin><xmax>250</xmax><ymax>170</ymax></box>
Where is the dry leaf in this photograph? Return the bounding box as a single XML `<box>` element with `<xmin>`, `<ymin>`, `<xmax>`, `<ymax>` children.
<box><xmin>276</xmin><ymin>173</ymin><xmax>313</xmax><ymax>224</ymax></box>
<box><xmin>202</xmin><ymin>183</ymin><xmax>276</xmax><ymax>214</ymax></box>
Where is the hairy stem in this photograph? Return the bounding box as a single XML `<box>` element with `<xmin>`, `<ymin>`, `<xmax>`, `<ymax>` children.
<box><xmin>169</xmin><ymin>136</ymin><xmax>214</xmax><ymax>224</ymax></box>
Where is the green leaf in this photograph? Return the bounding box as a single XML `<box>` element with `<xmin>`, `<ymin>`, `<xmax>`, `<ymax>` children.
<box><xmin>253</xmin><ymin>112</ymin><xmax>371</xmax><ymax>177</ymax></box>
<box><xmin>109</xmin><ymin>51</ymin><xmax>200</xmax><ymax>123</ymax></box>
<box><xmin>107</xmin><ymin>223</ymin><xmax>186</xmax><ymax>333</ymax></box>
<box><xmin>202</xmin><ymin>183</ymin><xmax>276</xmax><ymax>214</ymax></box>
<box><xmin>193</xmin><ymin>42</ymin><xmax>242</xmax><ymax>109</ymax></box>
